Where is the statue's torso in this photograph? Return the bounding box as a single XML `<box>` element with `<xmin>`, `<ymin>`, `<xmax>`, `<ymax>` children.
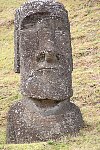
<box><xmin>7</xmin><ymin>99</ymin><xmax>83</xmax><ymax>143</ymax></box>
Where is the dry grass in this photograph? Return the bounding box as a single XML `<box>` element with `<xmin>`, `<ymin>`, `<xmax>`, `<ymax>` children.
<box><xmin>0</xmin><ymin>0</ymin><xmax>100</xmax><ymax>149</ymax></box>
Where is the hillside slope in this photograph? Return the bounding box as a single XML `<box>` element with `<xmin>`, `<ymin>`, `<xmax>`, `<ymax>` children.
<box><xmin>0</xmin><ymin>0</ymin><xmax>100</xmax><ymax>149</ymax></box>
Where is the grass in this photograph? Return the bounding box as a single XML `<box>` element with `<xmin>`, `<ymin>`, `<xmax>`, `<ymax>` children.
<box><xmin>0</xmin><ymin>0</ymin><xmax>100</xmax><ymax>149</ymax></box>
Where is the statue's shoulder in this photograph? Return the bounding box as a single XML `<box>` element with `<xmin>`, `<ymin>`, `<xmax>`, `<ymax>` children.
<box><xmin>7</xmin><ymin>100</ymin><xmax>25</xmax><ymax>118</ymax></box>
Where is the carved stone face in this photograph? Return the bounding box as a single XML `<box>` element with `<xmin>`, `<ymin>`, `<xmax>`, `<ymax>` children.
<box><xmin>19</xmin><ymin>12</ymin><xmax>73</xmax><ymax>101</ymax></box>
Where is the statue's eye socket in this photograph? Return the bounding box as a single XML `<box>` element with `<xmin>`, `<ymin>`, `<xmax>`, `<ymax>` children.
<box><xmin>57</xmin><ymin>26</ymin><xmax>63</xmax><ymax>31</ymax></box>
<box><xmin>56</xmin><ymin>54</ymin><xmax>60</xmax><ymax>60</ymax></box>
<box><xmin>36</xmin><ymin>52</ymin><xmax>45</xmax><ymax>62</ymax></box>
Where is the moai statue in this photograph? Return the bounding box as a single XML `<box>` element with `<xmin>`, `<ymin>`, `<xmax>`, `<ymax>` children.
<box><xmin>7</xmin><ymin>0</ymin><xmax>84</xmax><ymax>144</ymax></box>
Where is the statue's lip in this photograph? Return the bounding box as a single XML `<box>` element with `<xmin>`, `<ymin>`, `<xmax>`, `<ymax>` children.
<box><xmin>36</xmin><ymin>67</ymin><xmax>58</xmax><ymax>71</ymax></box>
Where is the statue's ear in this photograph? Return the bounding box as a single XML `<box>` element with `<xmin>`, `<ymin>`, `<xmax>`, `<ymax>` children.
<box><xmin>14</xmin><ymin>10</ymin><xmax>20</xmax><ymax>73</ymax></box>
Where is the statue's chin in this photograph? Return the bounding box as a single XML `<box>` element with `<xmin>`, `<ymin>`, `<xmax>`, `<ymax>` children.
<box><xmin>21</xmin><ymin>75</ymin><xmax>72</xmax><ymax>101</ymax></box>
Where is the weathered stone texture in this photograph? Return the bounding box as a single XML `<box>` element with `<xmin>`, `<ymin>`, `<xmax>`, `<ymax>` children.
<box><xmin>7</xmin><ymin>0</ymin><xmax>83</xmax><ymax>144</ymax></box>
<box><xmin>7</xmin><ymin>98</ymin><xmax>83</xmax><ymax>143</ymax></box>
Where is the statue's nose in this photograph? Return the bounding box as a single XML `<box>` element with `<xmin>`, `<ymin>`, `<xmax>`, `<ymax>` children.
<box><xmin>36</xmin><ymin>41</ymin><xmax>59</xmax><ymax>63</ymax></box>
<box><xmin>36</xmin><ymin>51</ymin><xmax>59</xmax><ymax>63</ymax></box>
<box><xmin>45</xmin><ymin>51</ymin><xmax>57</xmax><ymax>63</ymax></box>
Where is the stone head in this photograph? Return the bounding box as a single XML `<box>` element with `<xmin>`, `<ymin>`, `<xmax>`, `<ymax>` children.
<box><xmin>14</xmin><ymin>0</ymin><xmax>73</xmax><ymax>101</ymax></box>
